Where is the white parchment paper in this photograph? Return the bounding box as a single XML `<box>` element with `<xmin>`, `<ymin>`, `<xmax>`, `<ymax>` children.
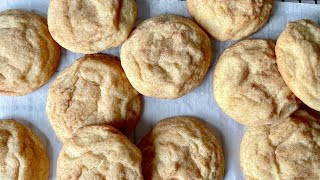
<box><xmin>0</xmin><ymin>1</ymin><xmax>319</xmax><ymax>179</ymax></box>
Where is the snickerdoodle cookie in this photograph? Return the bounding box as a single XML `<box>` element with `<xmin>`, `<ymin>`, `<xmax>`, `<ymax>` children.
<box><xmin>139</xmin><ymin>117</ymin><xmax>224</xmax><ymax>180</ymax></box>
<box><xmin>46</xmin><ymin>54</ymin><xmax>141</xmax><ymax>142</ymax></box>
<box><xmin>0</xmin><ymin>9</ymin><xmax>60</xmax><ymax>96</ymax></box>
<box><xmin>276</xmin><ymin>19</ymin><xmax>320</xmax><ymax>111</ymax></box>
<box><xmin>186</xmin><ymin>0</ymin><xmax>273</xmax><ymax>41</ymax></box>
<box><xmin>57</xmin><ymin>125</ymin><xmax>143</xmax><ymax>180</ymax></box>
<box><xmin>121</xmin><ymin>14</ymin><xmax>212</xmax><ymax>99</ymax></box>
<box><xmin>214</xmin><ymin>39</ymin><xmax>299</xmax><ymax>126</ymax></box>
<box><xmin>48</xmin><ymin>0</ymin><xmax>137</xmax><ymax>53</ymax></box>
<box><xmin>0</xmin><ymin>120</ymin><xmax>49</xmax><ymax>180</ymax></box>
<box><xmin>240</xmin><ymin>110</ymin><xmax>320</xmax><ymax>179</ymax></box>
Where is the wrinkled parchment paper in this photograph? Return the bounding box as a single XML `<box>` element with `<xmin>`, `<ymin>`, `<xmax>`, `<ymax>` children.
<box><xmin>0</xmin><ymin>0</ymin><xmax>319</xmax><ymax>179</ymax></box>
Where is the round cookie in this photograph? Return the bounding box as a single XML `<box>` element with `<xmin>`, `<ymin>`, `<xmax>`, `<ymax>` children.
<box><xmin>276</xmin><ymin>19</ymin><xmax>320</xmax><ymax>111</ymax></box>
<box><xmin>46</xmin><ymin>54</ymin><xmax>141</xmax><ymax>142</ymax></box>
<box><xmin>139</xmin><ymin>117</ymin><xmax>224</xmax><ymax>180</ymax></box>
<box><xmin>121</xmin><ymin>14</ymin><xmax>212</xmax><ymax>99</ymax></box>
<box><xmin>57</xmin><ymin>125</ymin><xmax>143</xmax><ymax>180</ymax></box>
<box><xmin>48</xmin><ymin>0</ymin><xmax>137</xmax><ymax>54</ymax></box>
<box><xmin>214</xmin><ymin>39</ymin><xmax>299</xmax><ymax>126</ymax></box>
<box><xmin>0</xmin><ymin>120</ymin><xmax>49</xmax><ymax>180</ymax></box>
<box><xmin>0</xmin><ymin>9</ymin><xmax>61</xmax><ymax>96</ymax></box>
<box><xmin>240</xmin><ymin>110</ymin><xmax>320</xmax><ymax>179</ymax></box>
<box><xmin>186</xmin><ymin>0</ymin><xmax>273</xmax><ymax>41</ymax></box>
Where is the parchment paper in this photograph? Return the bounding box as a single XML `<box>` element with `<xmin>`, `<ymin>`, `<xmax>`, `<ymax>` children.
<box><xmin>0</xmin><ymin>0</ymin><xmax>319</xmax><ymax>179</ymax></box>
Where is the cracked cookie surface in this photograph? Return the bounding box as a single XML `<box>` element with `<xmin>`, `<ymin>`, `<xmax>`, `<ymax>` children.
<box><xmin>276</xmin><ymin>19</ymin><xmax>320</xmax><ymax>111</ymax></box>
<box><xmin>240</xmin><ymin>110</ymin><xmax>320</xmax><ymax>180</ymax></box>
<box><xmin>46</xmin><ymin>54</ymin><xmax>141</xmax><ymax>142</ymax></box>
<box><xmin>0</xmin><ymin>9</ymin><xmax>60</xmax><ymax>96</ymax></box>
<box><xmin>139</xmin><ymin>117</ymin><xmax>224</xmax><ymax>180</ymax></box>
<box><xmin>186</xmin><ymin>0</ymin><xmax>273</xmax><ymax>41</ymax></box>
<box><xmin>0</xmin><ymin>120</ymin><xmax>49</xmax><ymax>180</ymax></box>
<box><xmin>121</xmin><ymin>14</ymin><xmax>212</xmax><ymax>99</ymax></box>
<box><xmin>48</xmin><ymin>0</ymin><xmax>137</xmax><ymax>53</ymax></box>
<box><xmin>57</xmin><ymin>125</ymin><xmax>143</xmax><ymax>180</ymax></box>
<box><xmin>214</xmin><ymin>39</ymin><xmax>299</xmax><ymax>126</ymax></box>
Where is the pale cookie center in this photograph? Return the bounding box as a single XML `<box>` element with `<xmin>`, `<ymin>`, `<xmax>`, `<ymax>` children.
<box><xmin>153</xmin><ymin>129</ymin><xmax>219</xmax><ymax>179</ymax></box>
<box><xmin>136</xmin><ymin>23</ymin><xmax>203</xmax><ymax>87</ymax></box>
<box><xmin>203</xmin><ymin>0</ymin><xmax>271</xmax><ymax>38</ymax></box>
<box><xmin>230</xmin><ymin>54</ymin><xmax>278</xmax><ymax>114</ymax></box>
<box><xmin>213</xmin><ymin>0</ymin><xmax>263</xmax><ymax>16</ymax></box>
<box><xmin>67</xmin><ymin>0</ymin><xmax>121</xmax><ymax>43</ymax></box>
<box><xmin>57</xmin><ymin>64</ymin><xmax>134</xmax><ymax>134</ymax></box>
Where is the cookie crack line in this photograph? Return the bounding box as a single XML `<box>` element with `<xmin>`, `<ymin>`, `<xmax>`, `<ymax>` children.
<box><xmin>64</xmin><ymin>76</ymin><xmax>102</xmax><ymax>131</ymax></box>
<box><xmin>64</xmin><ymin>76</ymin><xmax>80</xmax><ymax>115</ymax></box>
<box><xmin>266</xmin><ymin>128</ymin><xmax>282</xmax><ymax>179</ymax></box>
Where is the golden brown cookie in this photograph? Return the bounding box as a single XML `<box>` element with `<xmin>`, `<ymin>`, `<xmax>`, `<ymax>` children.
<box><xmin>139</xmin><ymin>117</ymin><xmax>224</xmax><ymax>180</ymax></box>
<box><xmin>240</xmin><ymin>110</ymin><xmax>320</xmax><ymax>179</ymax></box>
<box><xmin>121</xmin><ymin>14</ymin><xmax>212</xmax><ymax>99</ymax></box>
<box><xmin>57</xmin><ymin>125</ymin><xmax>143</xmax><ymax>180</ymax></box>
<box><xmin>0</xmin><ymin>9</ymin><xmax>60</xmax><ymax>96</ymax></box>
<box><xmin>0</xmin><ymin>120</ymin><xmax>49</xmax><ymax>180</ymax></box>
<box><xmin>46</xmin><ymin>54</ymin><xmax>141</xmax><ymax>142</ymax></box>
<box><xmin>186</xmin><ymin>0</ymin><xmax>273</xmax><ymax>41</ymax></box>
<box><xmin>48</xmin><ymin>0</ymin><xmax>137</xmax><ymax>54</ymax></box>
<box><xmin>276</xmin><ymin>19</ymin><xmax>320</xmax><ymax>111</ymax></box>
<box><xmin>214</xmin><ymin>39</ymin><xmax>299</xmax><ymax>126</ymax></box>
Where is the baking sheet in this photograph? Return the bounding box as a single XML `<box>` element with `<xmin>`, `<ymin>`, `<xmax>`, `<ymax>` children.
<box><xmin>0</xmin><ymin>0</ymin><xmax>319</xmax><ymax>179</ymax></box>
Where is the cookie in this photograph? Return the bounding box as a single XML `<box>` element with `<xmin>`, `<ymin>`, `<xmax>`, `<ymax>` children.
<box><xmin>121</xmin><ymin>14</ymin><xmax>212</xmax><ymax>99</ymax></box>
<box><xmin>0</xmin><ymin>120</ymin><xmax>49</xmax><ymax>180</ymax></box>
<box><xmin>57</xmin><ymin>125</ymin><xmax>143</xmax><ymax>179</ymax></box>
<box><xmin>214</xmin><ymin>39</ymin><xmax>299</xmax><ymax>126</ymax></box>
<box><xmin>276</xmin><ymin>19</ymin><xmax>320</xmax><ymax>111</ymax></box>
<box><xmin>46</xmin><ymin>54</ymin><xmax>141</xmax><ymax>142</ymax></box>
<box><xmin>139</xmin><ymin>117</ymin><xmax>224</xmax><ymax>180</ymax></box>
<box><xmin>0</xmin><ymin>9</ymin><xmax>60</xmax><ymax>96</ymax></box>
<box><xmin>240</xmin><ymin>110</ymin><xmax>320</xmax><ymax>179</ymax></box>
<box><xmin>48</xmin><ymin>0</ymin><xmax>137</xmax><ymax>54</ymax></box>
<box><xmin>186</xmin><ymin>0</ymin><xmax>273</xmax><ymax>41</ymax></box>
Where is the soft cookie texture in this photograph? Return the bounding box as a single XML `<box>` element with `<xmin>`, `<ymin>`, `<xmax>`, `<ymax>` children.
<box><xmin>276</xmin><ymin>19</ymin><xmax>320</xmax><ymax>111</ymax></box>
<box><xmin>48</xmin><ymin>0</ymin><xmax>137</xmax><ymax>54</ymax></box>
<box><xmin>121</xmin><ymin>14</ymin><xmax>212</xmax><ymax>99</ymax></box>
<box><xmin>214</xmin><ymin>39</ymin><xmax>299</xmax><ymax>126</ymax></box>
<box><xmin>240</xmin><ymin>110</ymin><xmax>320</xmax><ymax>180</ymax></box>
<box><xmin>57</xmin><ymin>125</ymin><xmax>143</xmax><ymax>180</ymax></box>
<box><xmin>0</xmin><ymin>120</ymin><xmax>49</xmax><ymax>180</ymax></box>
<box><xmin>0</xmin><ymin>9</ymin><xmax>60</xmax><ymax>96</ymax></box>
<box><xmin>46</xmin><ymin>54</ymin><xmax>141</xmax><ymax>142</ymax></box>
<box><xmin>139</xmin><ymin>117</ymin><xmax>224</xmax><ymax>180</ymax></box>
<box><xmin>186</xmin><ymin>0</ymin><xmax>273</xmax><ymax>41</ymax></box>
